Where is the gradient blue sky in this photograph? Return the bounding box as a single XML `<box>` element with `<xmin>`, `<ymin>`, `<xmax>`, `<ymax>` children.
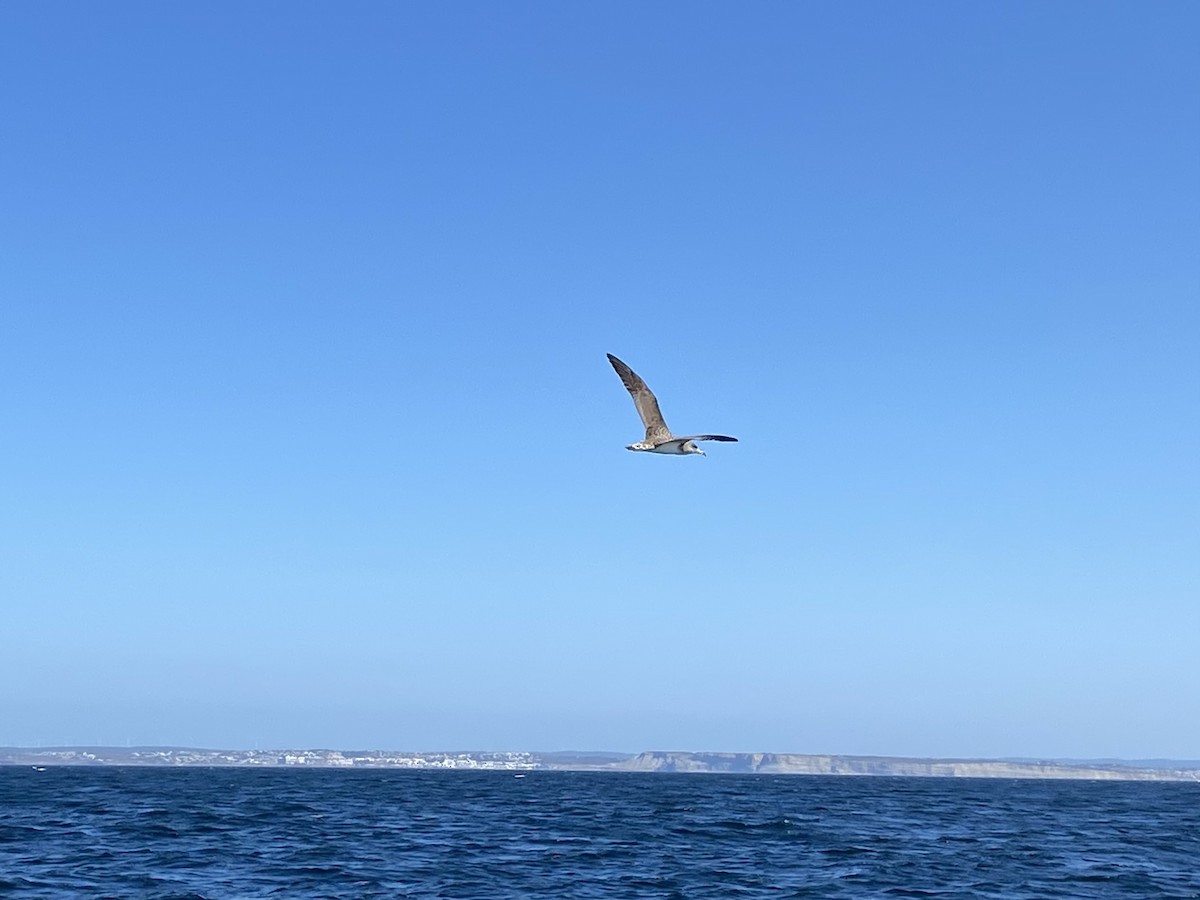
<box><xmin>3</xmin><ymin>2</ymin><xmax>1197</xmax><ymax>758</ymax></box>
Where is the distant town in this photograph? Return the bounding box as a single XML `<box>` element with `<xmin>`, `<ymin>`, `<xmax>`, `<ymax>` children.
<box><xmin>1</xmin><ymin>747</ymin><xmax>555</xmax><ymax>771</ymax></box>
<box><xmin>3</xmin><ymin>747</ymin><xmax>1198</xmax><ymax>781</ymax></box>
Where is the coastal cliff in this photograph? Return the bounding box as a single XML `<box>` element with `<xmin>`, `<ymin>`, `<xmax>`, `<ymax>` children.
<box><xmin>614</xmin><ymin>751</ymin><xmax>1199</xmax><ymax>781</ymax></box>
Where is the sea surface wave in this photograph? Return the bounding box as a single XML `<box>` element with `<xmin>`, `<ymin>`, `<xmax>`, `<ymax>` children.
<box><xmin>1</xmin><ymin>767</ymin><xmax>1197</xmax><ymax>898</ymax></box>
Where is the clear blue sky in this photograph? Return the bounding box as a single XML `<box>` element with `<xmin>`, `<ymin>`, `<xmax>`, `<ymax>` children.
<box><xmin>2</xmin><ymin>1</ymin><xmax>1197</xmax><ymax>759</ymax></box>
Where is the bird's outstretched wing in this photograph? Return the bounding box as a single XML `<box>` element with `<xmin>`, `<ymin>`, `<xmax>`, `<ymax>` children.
<box><xmin>607</xmin><ymin>353</ymin><xmax>672</xmax><ymax>444</ymax></box>
<box><xmin>673</xmin><ymin>434</ymin><xmax>738</xmax><ymax>443</ymax></box>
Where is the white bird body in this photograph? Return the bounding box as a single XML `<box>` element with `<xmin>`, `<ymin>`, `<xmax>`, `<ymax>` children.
<box><xmin>607</xmin><ymin>353</ymin><xmax>738</xmax><ymax>456</ymax></box>
<box><xmin>628</xmin><ymin>438</ymin><xmax>704</xmax><ymax>455</ymax></box>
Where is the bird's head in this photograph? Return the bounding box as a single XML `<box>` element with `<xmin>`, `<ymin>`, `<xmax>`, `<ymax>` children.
<box><xmin>685</xmin><ymin>441</ymin><xmax>705</xmax><ymax>456</ymax></box>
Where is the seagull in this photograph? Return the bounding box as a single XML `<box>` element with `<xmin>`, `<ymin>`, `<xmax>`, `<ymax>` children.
<box><xmin>607</xmin><ymin>353</ymin><xmax>738</xmax><ymax>456</ymax></box>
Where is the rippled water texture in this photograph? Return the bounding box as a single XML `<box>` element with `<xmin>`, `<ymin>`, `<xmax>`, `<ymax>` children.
<box><xmin>1</xmin><ymin>768</ymin><xmax>1197</xmax><ymax>898</ymax></box>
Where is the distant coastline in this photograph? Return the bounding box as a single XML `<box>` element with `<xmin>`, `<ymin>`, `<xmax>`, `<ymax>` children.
<box><xmin>3</xmin><ymin>747</ymin><xmax>1198</xmax><ymax>781</ymax></box>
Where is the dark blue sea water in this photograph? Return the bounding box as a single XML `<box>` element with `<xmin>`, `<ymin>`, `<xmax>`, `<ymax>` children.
<box><xmin>1</xmin><ymin>768</ymin><xmax>1196</xmax><ymax>899</ymax></box>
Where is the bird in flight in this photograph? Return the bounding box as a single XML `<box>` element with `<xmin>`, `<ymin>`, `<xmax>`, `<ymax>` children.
<box><xmin>607</xmin><ymin>353</ymin><xmax>738</xmax><ymax>456</ymax></box>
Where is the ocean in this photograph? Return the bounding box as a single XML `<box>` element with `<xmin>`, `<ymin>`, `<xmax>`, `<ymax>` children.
<box><xmin>1</xmin><ymin>767</ymin><xmax>1196</xmax><ymax>898</ymax></box>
